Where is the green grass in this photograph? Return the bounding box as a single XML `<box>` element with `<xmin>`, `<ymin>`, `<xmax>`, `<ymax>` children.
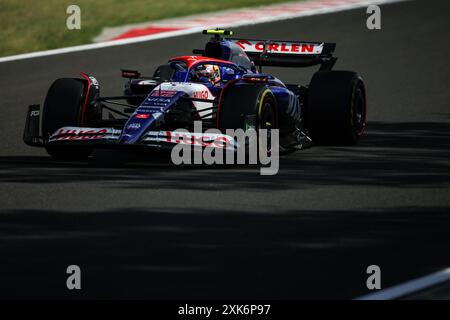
<box><xmin>0</xmin><ymin>0</ymin><xmax>298</xmax><ymax>57</ymax></box>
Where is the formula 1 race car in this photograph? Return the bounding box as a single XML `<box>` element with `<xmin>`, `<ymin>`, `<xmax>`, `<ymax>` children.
<box><xmin>23</xmin><ymin>29</ymin><xmax>367</xmax><ymax>160</ymax></box>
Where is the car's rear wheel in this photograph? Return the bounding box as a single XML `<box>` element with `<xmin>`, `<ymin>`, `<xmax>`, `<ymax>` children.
<box><xmin>42</xmin><ymin>78</ymin><xmax>93</xmax><ymax>160</ymax></box>
<box><xmin>306</xmin><ymin>71</ymin><xmax>367</xmax><ymax>145</ymax></box>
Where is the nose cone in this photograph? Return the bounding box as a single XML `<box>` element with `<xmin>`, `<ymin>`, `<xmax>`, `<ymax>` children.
<box><xmin>118</xmin><ymin>84</ymin><xmax>184</xmax><ymax>144</ymax></box>
<box><xmin>119</xmin><ymin>113</ymin><xmax>158</xmax><ymax>144</ymax></box>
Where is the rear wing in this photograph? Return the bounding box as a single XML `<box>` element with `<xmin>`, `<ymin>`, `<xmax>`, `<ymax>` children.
<box><xmin>228</xmin><ymin>38</ymin><xmax>337</xmax><ymax>69</ymax></box>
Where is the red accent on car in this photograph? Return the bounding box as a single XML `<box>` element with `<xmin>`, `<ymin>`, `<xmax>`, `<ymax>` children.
<box><xmin>243</xmin><ymin>76</ymin><xmax>268</xmax><ymax>83</ymax></box>
<box><xmin>135</xmin><ymin>113</ymin><xmax>151</xmax><ymax>119</ymax></box>
<box><xmin>235</xmin><ymin>39</ymin><xmax>251</xmax><ymax>50</ymax></box>
<box><xmin>358</xmin><ymin>85</ymin><xmax>368</xmax><ymax>137</ymax></box>
<box><xmin>79</xmin><ymin>72</ymin><xmax>91</xmax><ymax>126</ymax></box>
<box><xmin>121</xmin><ymin>69</ymin><xmax>141</xmax><ymax>79</ymax></box>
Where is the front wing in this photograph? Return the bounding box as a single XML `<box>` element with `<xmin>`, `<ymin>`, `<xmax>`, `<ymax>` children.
<box><xmin>46</xmin><ymin>126</ymin><xmax>238</xmax><ymax>151</ymax></box>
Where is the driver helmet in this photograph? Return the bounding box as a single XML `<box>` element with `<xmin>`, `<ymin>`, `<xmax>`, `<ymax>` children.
<box><xmin>195</xmin><ymin>64</ymin><xmax>221</xmax><ymax>85</ymax></box>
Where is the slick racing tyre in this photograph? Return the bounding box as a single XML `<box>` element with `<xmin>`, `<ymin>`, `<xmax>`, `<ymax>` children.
<box><xmin>42</xmin><ymin>78</ymin><xmax>93</xmax><ymax>160</ymax></box>
<box><xmin>256</xmin><ymin>88</ymin><xmax>277</xmax><ymax>154</ymax></box>
<box><xmin>218</xmin><ymin>83</ymin><xmax>278</xmax><ymax>160</ymax></box>
<box><xmin>307</xmin><ymin>71</ymin><xmax>367</xmax><ymax>145</ymax></box>
<box><xmin>218</xmin><ymin>83</ymin><xmax>278</xmax><ymax>131</ymax></box>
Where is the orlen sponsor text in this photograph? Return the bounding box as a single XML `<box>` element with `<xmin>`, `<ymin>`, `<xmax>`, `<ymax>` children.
<box><xmin>233</xmin><ymin>40</ymin><xmax>322</xmax><ymax>54</ymax></box>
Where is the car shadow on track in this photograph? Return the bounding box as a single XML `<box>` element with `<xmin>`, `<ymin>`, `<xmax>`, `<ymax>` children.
<box><xmin>0</xmin><ymin>206</ymin><xmax>450</xmax><ymax>299</ymax></box>
<box><xmin>0</xmin><ymin>121</ymin><xmax>449</xmax><ymax>190</ymax></box>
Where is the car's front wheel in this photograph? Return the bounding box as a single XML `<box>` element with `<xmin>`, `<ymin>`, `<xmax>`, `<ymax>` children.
<box><xmin>42</xmin><ymin>78</ymin><xmax>93</xmax><ymax>160</ymax></box>
<box><xmin>218</xmin><ymin>83</ymin><xmax>278</xmax><ymax>161</ymax></box>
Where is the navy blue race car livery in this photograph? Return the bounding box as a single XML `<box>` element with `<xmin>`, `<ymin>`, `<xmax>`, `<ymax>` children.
<box><xmin>23</xmin><ymin>29</ymin><xmax>367</xmax><ymax>160</ymax></box>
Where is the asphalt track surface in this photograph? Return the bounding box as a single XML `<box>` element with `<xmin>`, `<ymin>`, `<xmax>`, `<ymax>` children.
<box><xmin>0</xmin><ymin>0</ymin><xmax>449</xmax><ymax>299</ymax></box>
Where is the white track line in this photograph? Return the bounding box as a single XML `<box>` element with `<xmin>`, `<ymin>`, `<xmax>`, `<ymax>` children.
<box><xmin>0</xmin><ymin>0</ymin><xmax>407</xmax><ymax>63</ymax></box>
<box><xmin>356</xmin><ymin>267</ymin><xmax>450</xmax><ymax>300</ymax></box>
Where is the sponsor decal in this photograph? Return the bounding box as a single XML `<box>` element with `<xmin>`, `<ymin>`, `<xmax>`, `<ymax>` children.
<box><xmin>138</xmin><ymin>106</ymin><xmax>166</xmax><ymax>112</ymax></box>
<box><xmin>147</xmin><ymin>97</ymin><xmax>171</xmax><ymax>103</ymax></box>
<box><xmin>52</xmin><ymin>128</ymin><xmax>108</xmax><ymax>140</ymax></box>
<box><xmin>127</xmin><ymin>122</ymin><xmax>141</xmax><ymax>130</ymax></box>
<box><xmin>168</xmin><ymin>122</ymin><xmax>279</xmax><ymax>175</ymax></box>
<box><xmin>165</xmin><ymin>131</ymin><xmax>231</xmax><ymax>149</ymax></box>
<box><xmin>233</xmin><ymin>39</ymin><xmax>323</xmax><ymax>55</ymax></box>
<box><xmin>193</xmin><ymin>90</ymin><xmax>208</xmax><ymax>99</ymax></box>
<box><xmin>150</xmin><ymin>90</ymin><xmax>178</xmax><ymax>97</ymax></box>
